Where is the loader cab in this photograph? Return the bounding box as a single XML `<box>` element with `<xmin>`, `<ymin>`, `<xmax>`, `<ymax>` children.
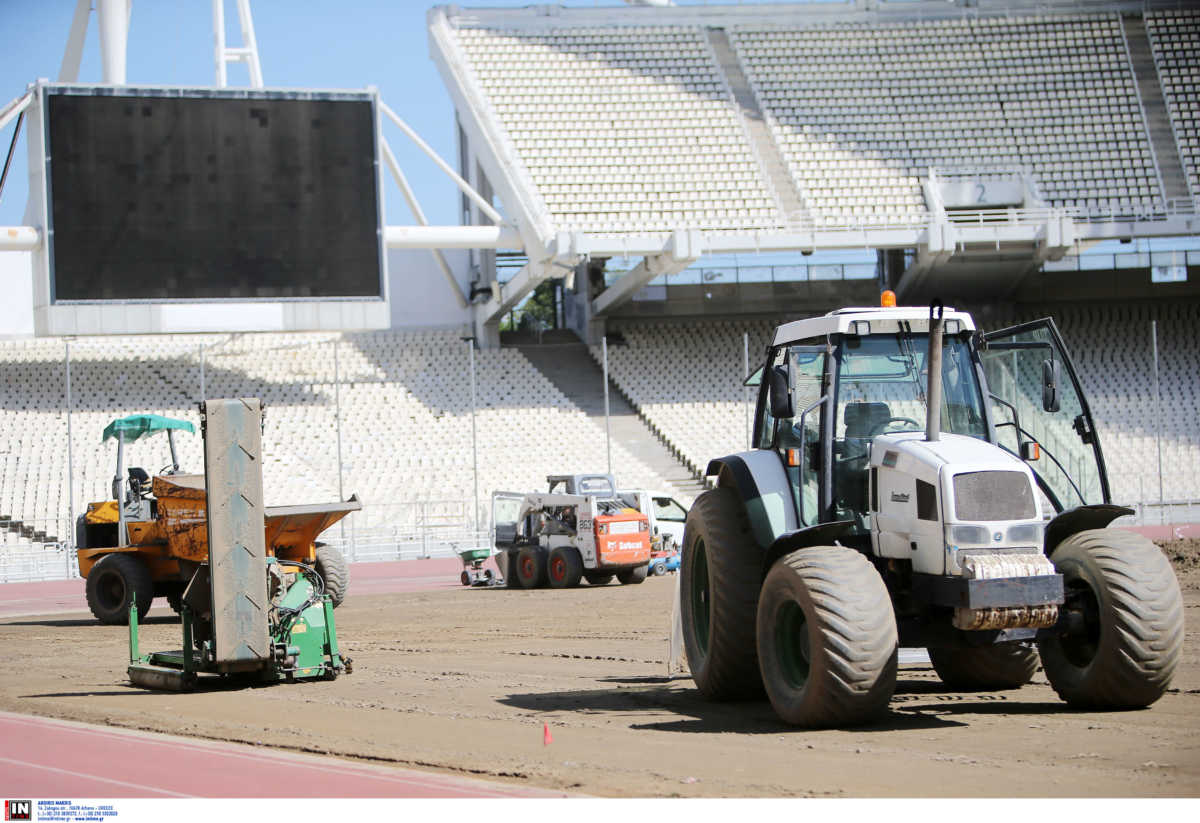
<box><xmin>753</xmin><ymin>308</ymin><xmax>1111</xmax><ymax>537</ymax></box>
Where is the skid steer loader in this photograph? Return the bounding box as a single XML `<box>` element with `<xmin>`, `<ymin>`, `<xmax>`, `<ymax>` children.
<box><xmin>680</xmin><ymin>297</ymin><xmax>1184</xmax><ymax>727</ymax></box>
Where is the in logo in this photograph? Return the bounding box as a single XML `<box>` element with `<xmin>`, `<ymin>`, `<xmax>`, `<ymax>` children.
<box><xmin>4</xmin><ymin>801</ymin><xmax>32</xmax><ymax>821</ymax></box>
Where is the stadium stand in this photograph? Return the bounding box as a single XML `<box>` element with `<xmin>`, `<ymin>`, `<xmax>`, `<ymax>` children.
<box><xmin>452</xmin><ymin>24</ymin><xmax>783</xmax><ymax>235</ymax></box>
<box><xmin>1146</xmin><ymin>8</ymin><xmax>1200</xmax><ymax>199</ymax></box>
<box><xmin>442</xmin><ymin>7</ymin><xmax>1183</xmax><ymax>234</ymax></box>
<box><xmin>0</xmin><ymin>330</ymin><xmax>677</xmax><ymax>549</ymax></box>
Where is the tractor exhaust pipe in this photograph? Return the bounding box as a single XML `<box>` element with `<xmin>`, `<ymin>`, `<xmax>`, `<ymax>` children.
<box><xmin>926</xmin><ymin>300</ymin><xmax>944</xmax><ymax>442</ymax></box>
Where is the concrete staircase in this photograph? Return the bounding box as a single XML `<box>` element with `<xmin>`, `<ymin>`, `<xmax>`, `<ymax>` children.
<box><xmin>1122</xmin><ymin>14</ymin><xmax>1193</xmax><ymax>202</ymax></box>
<box><xmin>517</xmin><ymin>340</ymin><xmax>708</xmax><ymax>503</ymax></box>
<box><xmin>705</xmin><ymin>27</ymin><xmax>812</xmax><ymax>227</ymax></box>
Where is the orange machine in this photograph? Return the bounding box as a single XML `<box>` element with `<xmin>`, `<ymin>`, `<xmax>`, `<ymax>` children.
<box><xmin>78</xmin><ymin>413</ymin><xmax>359</xmax><ymax>624</ymax></box>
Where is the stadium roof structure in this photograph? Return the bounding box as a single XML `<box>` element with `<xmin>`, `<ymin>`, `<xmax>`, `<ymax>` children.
<box><xmin>428</xmin><ymin>0</ymin><xmax>1200</xmax><ymax>333</ymax></box>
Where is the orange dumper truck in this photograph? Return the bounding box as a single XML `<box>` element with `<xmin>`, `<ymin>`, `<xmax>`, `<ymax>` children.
<box><xmin>76</xmin><ymin>413</ymin><xmax>359</xmax><ymax>624</ymax></box>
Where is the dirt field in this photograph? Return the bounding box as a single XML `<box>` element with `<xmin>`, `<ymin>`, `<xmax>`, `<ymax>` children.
<box><xmin>1</xmin><ymin>540</ymin><xmax>1198</xmax><ymax>798</ymax></box>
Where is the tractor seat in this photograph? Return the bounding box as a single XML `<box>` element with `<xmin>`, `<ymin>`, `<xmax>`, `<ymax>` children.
<box><xmin>844</xmin><ymin>402</ymin><xmax>891</xmax><ymax>439</ymax></box>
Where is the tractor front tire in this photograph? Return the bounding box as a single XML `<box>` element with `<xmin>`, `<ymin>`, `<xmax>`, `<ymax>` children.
<box><xmin>681</xmin><ymin>487</ymin><xmax>764</xmax><ymax>700</ymax></box>
<box><xmin>1037</xmin><ymin>528</ymin><xmax>1184</xmax><ymax>709</ymax></box>
<box><xmin>315</xmin><ymin>544</ymin><xmax>349</xmax><ymax>608</ymax></box>
<box><xmin>517</xmin><ymin>546</ymin><xmax>547</xmax><ymax>589</ymax></box>
<box><xmin>929</xmin><ymin>643</ymin><xmax>1038</xmax><ymax>690</ymax></box>
<box><xmin>86</xmin><ymin>553</ymin><xmax>153</xmax><ymax>625</ymax></box>
<box><xmin>756</xmin><ymin>546</ymin><xmax>897</xmax><ymax>727</ymax></box>
<box><xmin>585</xmin><ymin>573</ymin><xmax>614</xmax><ymax>586</ymax></box>
<box><xmin>548</xmin><ymin>547</ymin><xmax>584</xmax><ymax>589</ymax></box>
<box><xmin>617</xmin><ymin>564</ymin><xmax>648</xmax><ymax>585</ymax></box>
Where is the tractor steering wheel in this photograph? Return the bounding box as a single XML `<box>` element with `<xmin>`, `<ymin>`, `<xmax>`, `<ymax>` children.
<box><xmin>868</xmin><ymin>416</ymin><xmax>922</xmax><ymax>436</ymax></box>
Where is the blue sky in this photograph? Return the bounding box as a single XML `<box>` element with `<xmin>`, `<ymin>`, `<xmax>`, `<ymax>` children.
<box><xmin>0</xmin><ymin>0</ymin><xmax>788</xmax><ymax>230</ymax></box>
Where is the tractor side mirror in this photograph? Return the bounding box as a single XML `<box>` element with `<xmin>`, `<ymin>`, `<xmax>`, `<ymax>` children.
<box><xmin>768</xmin><ymin>365</ymin><xmax>794</xmax><ymax>419</ymax></box>
<box><xmin>1042</xmin><ymin>359</ymin><xmax>1061</xmax><ymax>413</ymax></box>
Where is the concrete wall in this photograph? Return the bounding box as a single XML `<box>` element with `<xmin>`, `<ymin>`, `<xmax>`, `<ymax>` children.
<box><xmin>0</xmin><ymin>251</ymin><xmax>34</xmax><ymax>337</ymax></box>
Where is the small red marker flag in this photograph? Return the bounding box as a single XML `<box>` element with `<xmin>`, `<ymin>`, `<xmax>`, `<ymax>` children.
<box><xmin>543</xmin><ymin>722</ymin><xmax>553</xmax><ymax>746</ymax></box>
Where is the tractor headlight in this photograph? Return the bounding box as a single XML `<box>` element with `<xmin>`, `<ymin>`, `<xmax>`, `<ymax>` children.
<box><xmin>949</xmin><ymin>525</ymin><xmax>991</xmax><ymax>546</ymax></box>
<box><xmin>1006</xmin><ymin>523</ymin><xmax>1044</xmax><ymax>545</ymax></box>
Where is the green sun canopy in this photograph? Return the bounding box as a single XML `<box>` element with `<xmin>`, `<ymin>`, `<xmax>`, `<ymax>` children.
<box><xmin>102</xmin><ymin>414</ymin><xmax>195</xmax><ymax>444</ymax></box>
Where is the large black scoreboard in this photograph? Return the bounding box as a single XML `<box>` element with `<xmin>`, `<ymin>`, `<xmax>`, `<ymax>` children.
<box><xmin>44</xmin><ymin>87</ymin><xmax>383</xmax><ymax>301</ymax></box>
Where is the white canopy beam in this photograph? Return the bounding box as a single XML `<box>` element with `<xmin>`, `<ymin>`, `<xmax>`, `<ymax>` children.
<box><xmin>0</xmin><ymin>92</ymin><xmax>33</xmax><ymax>135</ymax></box>
<box><xmin>378</xmin><ymin>100</ymin><xmax>508</xmax><ymax>227</ymax></box>
<box><xmin>592</xmin><ymin>230</ymin><xmax>701</xmax><ymax>316</ymax></box>
<box><xmin>384</xmin><ymin>225</ymin><xmax>522</xmax><ymax>250</ymax></box>
<box><xmin>380</xmin><ymin>137</ymin><xmax>467</xmax><ymax>308</ymax></box>
<box><xmin>0</xmin><ymin>227</ymin><xmax>41</xmax><ymax>250</ymax></box>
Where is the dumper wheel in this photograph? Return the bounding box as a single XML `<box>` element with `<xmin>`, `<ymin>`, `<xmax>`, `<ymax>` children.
<box><xmin>1037</xmin><ymin>528</ymin><xmax>1184</xmax><ymax>709</ymax></box>
<box><xmin>756</xmin><ymin>546</ymin><xmax>897</xmax><ymax>727</ymax></box>
<box><xmin>548</xmin><ymin>547</ymin><xmax>583</xmax><ymax>589</ymax></box>
<box><xmin>617</xmin><ymin>564</ymin><xmax>648</xmax><ymax>585</ymax></box>
<box><xmin>929</xmin><ymin>643</ymin><xmax>1038</xmax><ymax>690</ymax></box>
<box><xmin>517</xmin><ymin>546</ymin><xmax>547</xmax><ymax>589</ymax></box>
<box><xmin>315</xmin><ymin>544</ymin><xmax>349</xmax><ymax>608</ymax></box>
<box><xmin>585</xmin><ymin>573</ymin><xmax>614</xmax><ymax>586</ymax></box>
<box><xmin>86</xmin><ymin>553</ymin><xmax>153</xmax><ymax>625</ymax></box>
<box><xmin>681</xmin><ymin>487</ymin><xmax>764</xmax><ymax>700</ymax></box>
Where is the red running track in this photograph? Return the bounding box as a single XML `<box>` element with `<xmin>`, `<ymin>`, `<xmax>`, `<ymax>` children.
<box><xmin>0</xmin><ymin>556</ymin><xmax>501</xmax><ymax>620</ymax></box>
<box><xmin>0</xmin><ymin>711</ymin><xmax>560</xmax><ymax>798</ymax></box>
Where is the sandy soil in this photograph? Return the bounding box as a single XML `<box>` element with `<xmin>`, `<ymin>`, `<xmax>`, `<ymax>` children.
<box><xmin>1</xmin><ymin>546</ymin><xmax>1198</xmax><ymax>798</ymax></box>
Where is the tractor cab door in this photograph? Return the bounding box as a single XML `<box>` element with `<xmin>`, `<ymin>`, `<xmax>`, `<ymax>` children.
<box><xmin>980</xmin><ymin>318</ymin><xmax>1112</xmax><ymax>512</ymax></box>
<box><xmin>492</xmin><ymin>492</ymin><xmax>527</xmax><ymax>548</ymax></box>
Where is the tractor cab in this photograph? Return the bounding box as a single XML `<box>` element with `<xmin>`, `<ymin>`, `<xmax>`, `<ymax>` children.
<box><xmin>756</xmin><ymin>305</ymin><xmax>1110</xmax><ymax>542</ymax></box>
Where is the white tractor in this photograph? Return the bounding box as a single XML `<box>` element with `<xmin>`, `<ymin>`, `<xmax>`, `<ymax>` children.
<box><xmin>680</xmin><ymin>299</ymin><xmax>1184</xmax><ymax>727</ymax></box>
<box><xmin>493</xmin><ymin>474</ymin><xmax>652</xmax><ymax>588</ymax></box>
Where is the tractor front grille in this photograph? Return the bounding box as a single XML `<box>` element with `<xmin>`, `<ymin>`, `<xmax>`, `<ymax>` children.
<box><xmin>953</xmin><ymin>471</ymin><xmax>1036</xmax><ymax>521</ymax></box>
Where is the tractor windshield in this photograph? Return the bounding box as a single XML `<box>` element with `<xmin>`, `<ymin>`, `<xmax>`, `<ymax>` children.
<box><xmin>835</xmin><ymin>332</ymin><xmax>988</xmax><ymax>443</ymax></box>
<box><xmin>832</xmin><ymin>332</ymin><xmax>987</xmax><ymax>529</ymax></box>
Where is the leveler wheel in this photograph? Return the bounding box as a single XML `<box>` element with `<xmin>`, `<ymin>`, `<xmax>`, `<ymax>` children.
<box><xmin>651</xmin><ymin>561</ymin><xmax>667</xmax><ymax>576</ymax></box>
<box><xmin>617</xmin><ymin>564</ymin><xmax>648</xmax><ymax>585</ymax></box>
<box><xmin>1037</xmin><ymin>528</ymin><xmax>1184</xmax><ymax>709</ymax></box>
<box><xmin>756</xmin><ymin>546</ymin><xmax>898</xmax><ymax>727</ymax></box>
<box><xmin>460</xmin><ymin>570</ymin><xmax>473</xmax><ymax>587</ymax></box>
<box><xmin>315</xmin><ymin>543</ymin><xmax>349</xmax><ymax>607</ymax></box>
<box><xmin>548</xmin><ymin>547</ymin><xmax>583</xmax><ymax>589</ymax></box>
<box><xmin>585</xmin><ymin>573</ymin><xmax>614</xmax><ymax>586</ymax></box>
<box><xmin>680</xmin><ymin>487</ymin><xmax>764</xmax><ymax>700</ymax></box>
<box><xmin>929</xmin><ymin>643</ymin><xmax>1038</xmax><ymax>690</ymax></box>
<box><xmin>516</xmin><ymin>546</ymin><xmax>548</xmax><ymax>589</ymax></box>
<box><xmin>85</xmin><ymin>553</ymin><xmax>153</xmax><ymax>625</ymax></box>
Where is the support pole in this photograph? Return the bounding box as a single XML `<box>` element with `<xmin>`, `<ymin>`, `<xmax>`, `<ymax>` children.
<box><xmin>115</xmin><ymin>432</ymin><xmax>126</xmax><ymax>545</ymax></box>
<box><xmin>333</xmin><ymin>339</ymin><xmax>346</xmax><ymax>540</ymax></box>
<box><xmin>97</xmin><ymin>0</ymin><xmax>129</xmax><ymax>85</ymax></box>
<box><xmin>1152</xmin><ymin>319</ymin><xmax>1163</xmax><ymax>524</ymax></box>
<box><xmin>743</xmin><ymin>331</ymin><xmax>750</xmax><ymax>450</ymax></box>
<box><xmin>199</xmin><ymin>345</ymin><xmax>206</xmax><ymax>401</ymax></box>
<box><xmin>468</xmin><ymin>338</ymin><xmax>479</xmax><ymax>533</ymax></box>
<box><xmin>65</xmin><ymin>341</ymin><xmax>74</xmax><ymax>548</ymax></box>
<box><xmin>603</xmin><ymin>336</ymin><xmax>612</xmax><ymax>476</ymax></box>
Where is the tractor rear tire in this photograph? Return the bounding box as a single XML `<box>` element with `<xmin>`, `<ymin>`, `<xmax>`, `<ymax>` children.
<box><xmin>315</xmin><ymin>544</ymin><xmax>349</xmax><ymax>608</ymax></box>
<box><xmin>680</xmin><ymin>487</ymin><xmax>764</xmax><ymax>700</ymax></box>
<box><xmin>86</xmin><ymin>553</ymin><xmax>153</xmax><ymax>625</ymax></box>
<box><xmin>517</xmin><ymin>546</ymin><xmax>547</xmax><ymax>589</ymax></box>
<box><xmin>548</xmin><ymin>547</ymin><xmax>584</xmax><ymax>589</ymax></box>
<box><xmin>929</xmin><ymin>643</ymin><xmax>1038</xmax><ymax>690</ymax></box>
<box><xmin>585</xmin><ymin>573</ymin><xmax>614</xmax><ymax>586</ymax></box>
<box><xmin>617</xmin><ymin>564</ymin><xmax>648</xmax><ymax>585</ymax></box>
<box><xmin>1037</xmin><ymin>528</ymin><xmax>1184</xmax><ymax>709</ymax></box>
<box><xmin>756</xmin><ymin>546</ymin><xmax>897</xmax><ymax>727</ymax></box>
